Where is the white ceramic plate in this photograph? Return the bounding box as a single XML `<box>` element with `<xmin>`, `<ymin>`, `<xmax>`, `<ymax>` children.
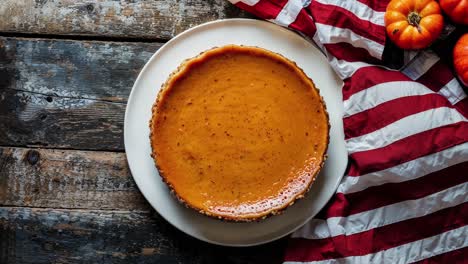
<box><xmin>124</xmin><ymin>18</ymin><xmax>347</xmax><ymax>247</ymax></box>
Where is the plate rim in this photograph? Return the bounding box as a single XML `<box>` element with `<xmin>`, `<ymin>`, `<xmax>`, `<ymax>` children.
<box><xmin>124</xmin><ymin>18</ymin><xmax>346</xmax><ymax>247</ymax></box>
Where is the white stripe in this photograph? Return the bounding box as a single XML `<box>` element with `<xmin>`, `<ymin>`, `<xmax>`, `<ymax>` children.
<box><xmin>402</xmin><ymin>50</ymin><xmax>440</xmax><ymax>80</ymax></box>
<box><xmin>315</xmin><ymin>0</ymin><xmax>385</xmax><ymax>26</ymax></box>
<box><xmin>329</xmin><ymin>56</ymin><xmax>371</xmax><ymax>79</ymax></box>
<box><xmin>339</xmin><ymin>143</ymin><xmax>468</xmax><ymax>194</ymax></box>
<box><xmin>285</xmin><ymin>225</ymin><xmax>468</xmax><ymax>264</ymax></box>
<box><xmin>229</xmin><ymin>0</ymin><xmax>260</xmax><ymax>5</ymax></box>
<box><xmin>315</xmin><ymin>23</ymin><xmax>384</xmax><ymax>59</ymax></box>
<box><xmin>312</xmin><ymin>29</ymin><xmax>326</xmax><ymax>53</ymax></box>
<box><xmin>291</xmin><ymin>219</ymin><xmax>329</xmax><ymax>239</ymax></box>
<box><xmin>346</xmin><ymin>107</ymin><xmax>468</xmax><ymax>154</ymax></box>
<box><xmin>403</xmin><ymin>50</ymin><xmax>420</xmax><ymax>65</ymax></box>
<box><xmin>292</xmin><ymin>183</ymin><xmax>468</xmax><ymax>239</ymax></box>
<box><xmin>272</xmin><ymin>0</ymin><xmax>308</xmax><ymax>27</ymax></box>
<box><xmin>438</xmin><ymin>78</ymin><xmax>467</xmax><ymax>105</ymax></box>
<box><xmin>343</xmin><ymin>81</ymin><xmax>433</xmax><ymax>117</ymax></box>
<box><xmin>307</xmin><ymin>14</ymin><xmax>326</xmax><ymax>53</ymax></box>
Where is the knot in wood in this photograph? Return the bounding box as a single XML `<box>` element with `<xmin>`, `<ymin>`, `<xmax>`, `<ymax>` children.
<box><xmin>86</xmin><ymin>4</ymin><xmax>94</xmax><ymax>12</ymax></box>
<box><xmin>25</xmin><ymin>150</ymin><xmax>40</xmax><ymax>165</ymax></box>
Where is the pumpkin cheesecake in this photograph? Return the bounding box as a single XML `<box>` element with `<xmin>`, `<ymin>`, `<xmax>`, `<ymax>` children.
<box><xmin>150</xmin><ymin>45</ymin><xmax>329</xmax><ymax>221</ymax></box>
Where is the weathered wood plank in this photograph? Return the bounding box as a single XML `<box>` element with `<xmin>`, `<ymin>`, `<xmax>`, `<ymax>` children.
<box><xmin>0</xmin><ymin>37</ymin><xmax>161</xmax><ymax>150</ymax></box>
<box><xmin>0</xmin><ymin>207</ymin><xmax>286</xmax><ymax>264</ymax></box>
<box><xmin>0</xmin><ymin>37</ymin><xmax>161</xmax><ymax>103</ymax></box>
<box><xmin>0</xmin><ymin>147</ymin><xmax>149</xmax><ymax>211</ymax></box>
<box><xmin>0</xmin><ymin>89</ymin><xmax>125</xmax><ymax>150</ymax></box>
<box><xmin>0</xmin><ymin>12</ymin><xmax>256</xmax><ymax>149</ymax></box>
<box><xmin>0</xmin><ymin>0</ymin><xmax>250</xmax><ymax>40</ymax></box>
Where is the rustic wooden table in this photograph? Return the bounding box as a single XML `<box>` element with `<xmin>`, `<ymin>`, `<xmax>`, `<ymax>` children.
<box><xmin>0</xmin><ymin>1</ymin><xmax>287</xmax><ymax>263</ymax></box>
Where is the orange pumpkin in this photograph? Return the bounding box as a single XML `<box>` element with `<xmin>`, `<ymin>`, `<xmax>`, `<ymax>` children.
<box><xmin>454</xmin><ymin>34</ymin><xmax>468</xmax><ymax>86</ymax></box>
<box><xmin>385</xmin><ymin>0</ymin><xmax>444</xmax><ymax>49</ymax></box>
<box><xmin>440</xmin><ymin>0</ymin><xmax>468</xmax><ymax>25</ymax></box>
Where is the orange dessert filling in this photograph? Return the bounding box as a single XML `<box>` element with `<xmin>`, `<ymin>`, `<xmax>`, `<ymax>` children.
<box><xmin>150</xmin><ymin>45</ymin><xmax>329</xmax><ymax>221</ymax></box>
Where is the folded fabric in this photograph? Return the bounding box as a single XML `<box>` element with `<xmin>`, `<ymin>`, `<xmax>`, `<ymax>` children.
<box><xmin>229</xmin><ymin>0</ymin><xmax>468</xmax><ymax>263</ymax></box>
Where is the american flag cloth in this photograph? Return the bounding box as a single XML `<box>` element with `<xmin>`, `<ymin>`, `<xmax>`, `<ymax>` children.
<box><xmin>229</xmin><ymin>0</ymin><xmax>468</xmax><ymax>263</ymax></box>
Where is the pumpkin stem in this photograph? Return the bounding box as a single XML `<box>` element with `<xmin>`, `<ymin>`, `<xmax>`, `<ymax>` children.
<box><xmin>408</xmin><ymin>12</ymin><xmax>422</xmax><ymax>33</ymax></box>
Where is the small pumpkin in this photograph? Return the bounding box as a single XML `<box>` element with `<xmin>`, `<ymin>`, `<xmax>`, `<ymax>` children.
<box><xmin>385</xmin><ymin>0</ymin><xmax>444</xmax><ymax>49</ymax></box>
<box><xmin>454</xmin><ymin>33</ymin><xmax>468</xmax><ymax>86</ymax></box>
<box><xmin>439</xmin><ymin>0</ymin><xmax>468</xmax><ymax>25</ymax></box>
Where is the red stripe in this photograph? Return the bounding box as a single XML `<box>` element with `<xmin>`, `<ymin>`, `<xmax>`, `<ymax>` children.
<box><xmin>344</xmin><ymin>94</ymin><xmax>454</xmax><ymax>139</ymax></box>
<box><xmin>284</xmin><ymin>202</ymin><xmax>468</xmax><ymax>262</ymax></box>
<box><xmin>326</xmin><ymin>162</ymin><xmax>468</xmax><ymax>217</ymax></box>
<box><xmin>314</xmin><ymin>196</ymin><xmax>339</xmax><ymax>220</ymax></box>
<box><xmin>288</xmin><ymin>9</ymin><xmax>317</xmax><ymax>38</ymax></box>
<box><xmin>308</xmin><ymin>1</ymin><xmax>386</xmax><ymax>45</ymax></box>
<box><xmin>235</xmin><ymin>0</ymin><xmax>287</xmax><ymax>20</ymax></box>
<box><xmin>357</xmin><ymin>0</ymin><xmax>390</xmax><ymax>12</ymax></box>
<box><xmin>342</xmin><ymin>66</ymin><xmax>410</xmax><ymax>101</ymax></box>
<box><xmin>416</xmin><ymin>60</ymin><xmax>454</xmax><ymax>92</ymax></box>
<box><xmin>348</xmin><ymin>121</ymin><xmax>468</xmax><ymax>176</ymax></box>
<box><xmin>455</xmin><ymin>97</ymin><xmax>468</xmax><ymax>118</ymax></box>
<box><xmin>324</xmin><ymin>43</ymin><xmax>382</xmax><ymax>64</ymax></box>
<box><xmin>342</xmin><ymin>60</ymin><xmax>453</xmax><ymax>101</ymax></box>
<box><xmin>411</xmin><ymin>246</ymin><xmax>468</xmax><ymax>264</ymax></box>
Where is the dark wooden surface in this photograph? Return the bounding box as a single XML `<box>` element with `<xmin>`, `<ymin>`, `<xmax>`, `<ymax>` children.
<box><xmin>0</xmin><ymin>1</ymin><xmax>286</xmax><ymax>263</ymax></box>
<box><xmin>0</xmin><ymin>0</ymin><xmax>250</xmax><ymax>40</ymax></box>
<box><xmin>0</xmin><ymin>37</ymin><xmax>159</xmax><ymax>151</ymax></box>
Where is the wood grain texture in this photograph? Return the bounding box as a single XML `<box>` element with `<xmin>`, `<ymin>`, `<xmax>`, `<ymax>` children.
<box><xmin>0</xmin><ymin>88</ymin><xmax>125</xmax><ymax>150</ymax></box>
<box><xmin>0</xmin><ymin>207</ymin><xmax>286</xmax><ymax>264</ymax></box>
<box><xmin>0</xmin><ymin>37</ymin><xmax>160</xmax><ymax>150</ymax></box>
<box><xmin>0</xmin><ymin>147</ymin><xmax>150</xmax><ymax>211</ymax></box>
<box><xmin>0</xmin><ymin>1</ymin><xmax>287</xmax><ymax>262</ymax></box>
<box><xmin>0</xmin><ymin>0</ymin><xmax>250</xmax><ymax>40</ymax></box>
<box><xmin>0</xmin><ymin>37</ymin><xmax>161</xmax><ymax>103</ymax></box>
